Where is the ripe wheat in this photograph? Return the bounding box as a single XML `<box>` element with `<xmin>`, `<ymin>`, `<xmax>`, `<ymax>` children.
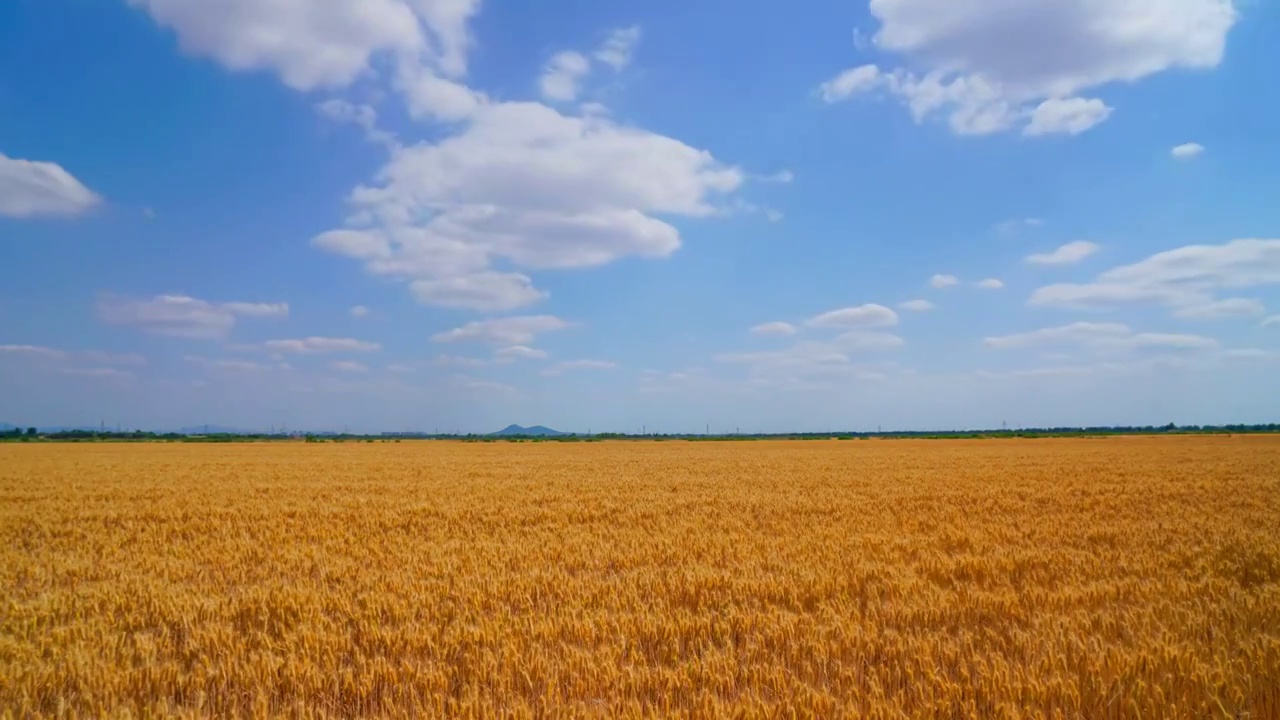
<box><xmin>1</xmin><ymin>437</ymin><xmax>1278</xmax><ymax>718</ymax></box>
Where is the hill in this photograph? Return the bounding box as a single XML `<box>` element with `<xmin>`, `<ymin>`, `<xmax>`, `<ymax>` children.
<box><xmin>491</xmin><ymin>424</ymin><xmax>568</xmax><ymax>437</ymax></box>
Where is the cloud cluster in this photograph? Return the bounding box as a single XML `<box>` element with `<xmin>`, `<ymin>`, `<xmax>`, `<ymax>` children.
<box><xmin>96</xmin><ymin>294</ymin><xmax>288</xmax><ymax>339</ymax></box>
<box><xmin>0</xmin><ymin>152</ymin><xmax>101</xmax><ymax>219</ymax></box>
<box><xmin>315</xmin><ymin>101</ymin><xmax>743</xmax><ymax>311</ymax></box>
<box><xmin>1</xmin><ymin>344</ymin><xmax>146</xmax><ymax>380</ymax></box>
<box><xmin>263</xmin><ymin>337</ymin><xmax>381</xmax><ymax>354</ymax></box>
<box><xmin>127</xmin><ymin>0</ymin><xmax>479</xmax><ymax>89</ymax></box>
<box><xmin>1029</xmin><ymin>238</ymin><xmax>1278</xmax><ymax>317</ymax></box>
<box><xmin>984</xmin><ymin>322</ymin><xmax>1218</xmax><ymax>353</ymax></box>
<box><xmin>1027</xmin><ymin>241</ymin><xmax>1101</xmax><ymax>266</ymax></box>
<box><xmin>822</xmin><ymin>0</ymin><xmax>1237</xmax><ymax>135</ymax></box>
<box><xmin>431</xmin><ymin>315</ymin><xmax>572</xmax><ymax>345</ymax></box>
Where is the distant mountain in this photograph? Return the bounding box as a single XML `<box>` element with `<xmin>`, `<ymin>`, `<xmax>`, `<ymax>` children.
<box><xmin>491</xmin><ymin>424</ymin><xmax>568</xmax><ymax>437</ymax></box>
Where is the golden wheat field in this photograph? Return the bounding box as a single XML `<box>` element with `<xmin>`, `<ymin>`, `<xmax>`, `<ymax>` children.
<box><xmin>2</xmin><ymin>437</ymin><xmax>1279</xmax><ymax>719</ymax></box>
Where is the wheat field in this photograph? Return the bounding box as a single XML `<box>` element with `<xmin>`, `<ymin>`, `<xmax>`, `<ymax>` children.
<box><xmin>1</xmin><ymin>437</ymin><xmax>1278</xmax><ymax>718</ymax></box>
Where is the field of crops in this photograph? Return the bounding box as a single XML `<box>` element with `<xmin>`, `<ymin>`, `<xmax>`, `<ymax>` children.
<box><xmin>2</xmin><ymin>437</ymin><xmax>1278</xmax><ymax>718</ymax></box>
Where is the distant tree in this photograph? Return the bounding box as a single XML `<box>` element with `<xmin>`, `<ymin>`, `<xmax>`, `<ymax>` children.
<box><xmin>26</xmin><ymin>427</ymin><xmax>37</xmax><ymax>437</ymax></box>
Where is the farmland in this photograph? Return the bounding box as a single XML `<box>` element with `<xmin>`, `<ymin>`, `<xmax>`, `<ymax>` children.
<box><xmin>2</xmin><ymin>437</ymin><xmax>1278</xmax><ymax>718</ymax></box>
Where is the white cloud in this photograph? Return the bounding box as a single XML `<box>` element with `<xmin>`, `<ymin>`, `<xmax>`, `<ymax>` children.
<box><xmin>1264</xmin><ymin>316</ymin><xmax>1280</xmax><ymax>328</ymax></box>
<box><xmin>1172</xmin><ymin>298</ymin><xmax>1266</xmax><ymax>320</ymax></box>
<box><xmin>0</xmin><ymin>152</ymin><xmax>101</xmax><ymax>219</ymax></box>
<box><xmin>79</xmin><ymin>351</ymin><xmax>148</xmax><ymax>367</ymax></box>
<box><xmin>1172</xmin><ymin>142</ymin><xmax>1206</xmax><ymax>160</ymax></box>
<box><xmin>1222</xmin><ymin>349</ymin><xmax>1280</xmax><ymax>361</ymax></box>
<box><xmin>0</xmin><ymin>344</ymin><xmax>69</xmax><ymax>361</ymax></box>
<box><xmin>1027</xmin><ymin>240</ymin><xmax>1101</xmax><ymax>266</ymax></box>
<box><xmin>820</xmin><ymin>0</ymin><xmax>1237</xmax><ymax>136</ymax></box>
<box><xmin>984</xmin><ymin>321</ymin><xmax>1218</xmax><ymax>353</ymax></box>
<box><xmin>97</xmin><ymin>294</ymin><xmax>285</xmax><ymax>339</ymax></box>
<box><xmin>395</xmin><ymin>65</ymin><xmax>487</xmax><ymax>122</ymax></box>
<box><xmin>315</xmin><ymin>101</ymin><xmax>743</xmax><ymax>311</ymax></box>
<box><xmin>431</xmin><ymin>315</ymin><xmax>571</xmax><ymax>345</ymax></box>
<box><xmin>542</xmin><ymin>358</ymin><xmax>617</xmax><ymax>376</ymax></box>
<box><xmin>714</xmin><ymin>337</ymin><xmax>899</xmax><ymax>386</ymax></box>
<box><xmin>805</xmin><ymin>304</ymin><xmax>899</xmax><ymax>329</ymax></box>
<box><xmin>184</xmin><ymin>354</ymin><xmax>274</xmax><ymax>373</ymax></box>
<box><xmin>331</xmin><ymin>360</ymin><xmax>370</xmax><ymax>373</ymax></box>
<box><xmin>220</xmin><ymin>302</ymin><xmax>290</xmax><ymax>317</ymax></box>
<box><xmin>61</xmin><ymin>367</ymin><xmax>134</xmax><ymax>380</ymax></box>
<box><xmin>264</xmin><ymin>337</ymin><xmax>381</xmax><ymax>354</ymax></box>
<box><xmin>539</xmin><ymin>51</ymin><xmax>591</xmax><ymax>102</ymax></box>
<box><xmin>930</xmin><ymin>274</ymin><xmax>959</xmax><ymax>289</ymax></box>
<box><xmin>594</xmin><ymin>26</ymin><xmax>642</xmax><ymax>71</ymax></box>
<box><xmin>434</xmin><ymin>354</ymin><xmax>490</xmax><ymax>368</ymax></box>
<box><xmin>835</xmin><ymin>331</ymin><xmax>906</xmax><ymax>350</ymax></box>
<box><xmin>995</xmin><ymin>217</ymin><xmax>1044</xmax><ymax>235</ymax></box>
<box><xmin>127</xmin><ymin>0</ymin><xmax>480</xmax><ymax>90</ymax></box>
<box><xmin>761</xmin><ymin>170</ymin><xmax>794</xmax><ymax>184</ymax></box>
<box><xmin>1030</xmin><ymin>239</ymin><xmax>1280</xmax><ymax>312</ymax></box>
<box><xmin>350</xmin><ymin>305</ymin><xmax>371</xmax><ymax>318</ymax></box>
<box><xmin>899</xmin><ymin>299</ymin><xmax>935</xmax><ymax>311</ymax></box>
<box><xmin>1</xmin><ymin>345</ymin><xmax>147</xmax><ymax>368</ymax></box>
<box><xmin>316</xmin><ymin>99</ymin><xmax>394</xmax><ymax>145</ymax></box>
<box><xmin>751</xmin><ymin>322</ymin><xmax>798</xmax><ymax>336</ymax></box>
<box><xmin>495</xmin><ymin>345</ymin><xmax>548</xmax><ymax>361</ymax></box>
<box><xmin>977</xmin><ymin>278</ymin><xmax>1005</xmax><ymax>290</ymax></box>
<box><xmin>410</xmin><ymin>272</ymin><xmax>547</xmax><ymax>312</ymax></box>
<box><xmin>819</xmin><ymin>64</ymin><xmax>883</xmax><ymax>103</ymax></box>
<box><xmin>1023</xmin><ymin>97</ymin><xmax>1113</xmax><ymax>137</ymax></box>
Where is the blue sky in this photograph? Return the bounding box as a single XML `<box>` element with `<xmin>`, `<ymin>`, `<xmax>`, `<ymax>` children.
<box><xmin>2</xmin><ymin>0</ymin><xmax>1279</xmax><ymax>433</ymax></box>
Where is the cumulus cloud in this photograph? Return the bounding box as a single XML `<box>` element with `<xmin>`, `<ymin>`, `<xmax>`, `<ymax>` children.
<box><xmin>594</xmin><ymin>26</ymin><xmax>642</xmax><ymax>71</ymax></box>
<box><xmin>1023</xmin><ymin>97</ymin><xmax>1112</xmax><ymax>137</ymax></box>
<box><xmin>539</xmin><ymin>51</ymin><xmax>591</xmax><ymax>102</ymax></box>
<box><xmin>97</xmin><ymin>294</ymin><xmax>287</xmax><ymax>339</ymax></box>
<box><xmin>714</xmin><ymin>335</ymin><xmax>899</xmax><ymax>386</ymax></box>
<box><xmin>984</xmin><ymin>321</ymin><xmax>1218</xmax><ymax>353</ymax></box>
<box><xmin>1172</xmin><ymin>142</ymin><xmax>1206</xmax><ymax>159</ymax></box>
<box><xmin>1172</xmin><ymin>298</ymin><xmax>1266</xmax><ymax>320</ymax></box>
<box><xmin>995</xmin><ymin>217</ymin><xmax>1044</xmax><ymax>235</ymax></box>
<box><xmin>820</xmin><ymin>0</ymin><xmax>1237</xmax><ymax>136</ymax></box>
<box><xmin>127</xmin><ymin>0</ymin><xmax>479</xmax><ymax>89</ymax></box>
<box><xmin>930</xmin><ymin>274</ymin><xmax>959</xmax><ymax>289</ymax></box>
<box><xmin>899</xmin><ymin>299</ymin><xmax>935</xmax><ymax>311</ymax></box>
<box><xmin>314</xmin><ymin>101</ymin><xmax>743</xmax><ymax>311</ymax></box>
<box><xmin>0</xmin><ymin>152</ymin><xmax>101</xmax><ymax>219</ymax></box>
<box><xmin>977</xmin><ymin>278</ymin><xmax>1005</xmax><ymax>290</ymax></box>
<box><xmin>0</xmin><ymin>344</ymin><xmax>69</xmax><ymax>361</ymax></box>
<box><xmin>751</xmin><ymin>322</ymin><xmax>798</xmax><ymax>336</ymax></box>
<box><xmin>220</xmin><ymin>302</ymin><xmax>290</xmax><ymax>317</ymax></box>
<box><xmin>805</xmin><ymin>304</ymin><xmax>899</xmax><ymax>329</ymax></box>
<box><xmin>184</xmin><ymin>354</ymin><xmax>276</xmax><ymax>373</ymax></box>
<box><xmin>410</xmin><ymin>272</ymin><xmax>547</xmax><ymax>312</ymax></box>
<box><xmin>1027</xmin><ymin>240</ymin><xmax>1101</xmax><ymax>266</ymax></box>
<box><xmin>541</xmin><ymin>358</ymin><xmax>617</xmax><ymax>376</ymax></box>
<box><xmin>264</xmin><ymin>337</ymin><xmax>381</xmax><ymax>354</ymax></box>
<box><xmin>431</xmin><ymin>315</ymin><xmax>572</xmax><ymax>345</ymax></box>
<box><xmin>1029</xmin><ymin>238</ymin><xmax>1280</xmax><ymax>313</ymax></box>
<box><xmin>316</xmin><ymin>99</ymin><xmax>394</xmax><ymax>145</ymax></box>
<box><xmin>1</xmin><ymin>345</ymin><xmax>146</xmax><ymax>367</ymax></box>
<box><xmin>495</xmin><ymin>345</ymin><xmax>549</xmax><ymax>361</ymax></box>
<box><xmin>350</xmin><ymin>305</ymin><xmax>371</xmax><ymax>318</ymax></box>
